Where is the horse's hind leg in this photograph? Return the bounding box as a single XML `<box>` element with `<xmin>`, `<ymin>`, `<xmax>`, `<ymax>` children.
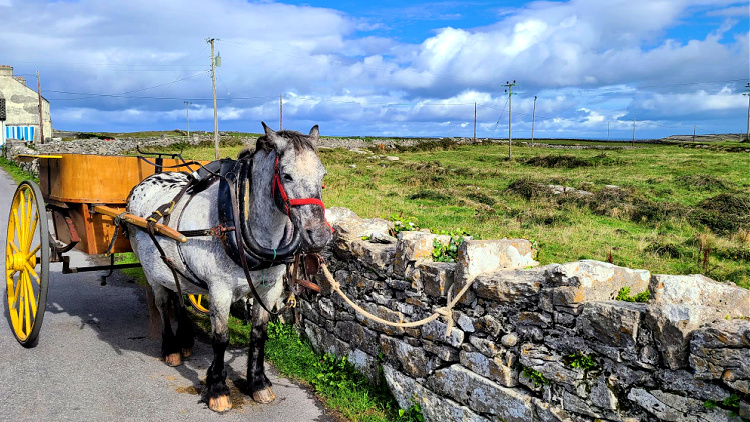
<box><xmin>170</xmin><ymin>291</ymin><xmax>195</xmax><ymax>359</ymax></box>
<box><xmin>151</xmin><ymin>283</ymin><xmax>182</xmax><ymax>367</ymax></box>
<box><xmin>247</xmin><ymin>303</ymin><xmax>275</xmax><ymax>403</ymax></box>
<box><xmin>205</xmin><ymin>287</ymin><xmax>233</xmax><ymax>412</ymax></box>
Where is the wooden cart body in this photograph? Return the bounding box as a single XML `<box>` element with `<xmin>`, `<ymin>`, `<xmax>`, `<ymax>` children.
<box><xmin>35</xmin><ymin>154</ymin><xmax>207</xmax><ymax>255</ymax></box>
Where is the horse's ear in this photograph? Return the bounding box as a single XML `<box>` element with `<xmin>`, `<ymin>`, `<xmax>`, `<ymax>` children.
<box><xmin>309</xmin><ymin>125</ymin><xmax>319</xmax><ymax>141</ymax></box>
<box><xmin>261</xmin><ymin>121</ymin><xmax>287</xmax><ymax>150</ymax></box>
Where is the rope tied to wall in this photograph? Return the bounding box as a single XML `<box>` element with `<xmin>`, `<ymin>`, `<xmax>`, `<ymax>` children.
<box><xmin>319</xmin><ymin>262</ymin><xmax>473</xmax><ymax>338</ymax></box>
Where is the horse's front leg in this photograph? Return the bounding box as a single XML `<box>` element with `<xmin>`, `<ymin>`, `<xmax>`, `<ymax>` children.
<box><xmin>205</xmin><ymin>288</ymin><xmax>233</xmax><ymax>412</ymax></box>
<box><xmin>248</xmin><ymin>300</ymin><xmax>275</xmax><ymax>403</ymax></box>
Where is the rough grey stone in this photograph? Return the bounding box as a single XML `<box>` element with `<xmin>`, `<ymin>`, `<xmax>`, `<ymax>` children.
<box><xmin>421</xmin><ymin>319</ymin><xmax>465</xmax><ymax>348</ymax></box>
<box><xmin>627</xmin><ymin>388</ymin><xmax>740</xmax><ymax>422</ymax></box>
<box><xmin>421</xmin><ymin>261</ymin><xmax>456</xmax><ymax>298</ymax></box>
<box><xmin>473</xmin><ymin>266</ymin><xmax>546</xmax><ymax>307</ymax></box>
<box><xmin>501</xmin><ymin>332</ymin><xmax>519</xmax><ymax>347</ymax></box>
<box><xmin>534</xmin><ymin>398</ymin><xmax>575</xmax><ymax>422</ymax></box>
<box><xmin>546</xmin><ymin>260</ymin><xmax>650</xmax><ymax>305</ymax></box>
<box><xmin>382</xmin><ymin>365</ymin><xmax>489</xmax><ymax>422</ymax></box>
<box><xmin>655</xmin><ymin>370</ymin><xmax>730</xmax><ymax>402</ymax></box>
<box><xmin>454</xmin><ymin>239</ymin><xmax>539</xmax><ymax>302</ymax></box>
<box><xmin>349</xmin><ymin>240</ymin><xmax>396</xmax><ymax>276</ymax></box>
<box><xmin>650</xmin><ymin>274</ymin><xmax>750</xmax><ymax>316</ymax></box>
<box><xmin>577</xmin><ymin>301</ymin><xmax>645</xmax><ymax>349</ymax></box>
<box><xmin>380</xmin><ymin>335</ymin><xmax>438</xmax><ymax>378</ymax></box>
<box><xmin>647</xmin><ymin>303</ymin><xmax>724</xmax><ymax>369</ymax></box>
<box><xmin>460</xmin><ymin>350</ymin><xmax>519</xmax><ymax>387</ymax></box>
<box><xmin>427</xmin><ymin>364</ymin><xmax>535</xmax><ymax>422</ymax></box>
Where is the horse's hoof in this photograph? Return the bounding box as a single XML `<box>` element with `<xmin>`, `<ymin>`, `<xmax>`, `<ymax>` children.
<box><xmin>165</xmin><ymin>352</ymin><xmax>182</xmax><ymax>367</ymax></box>
<box><xmin>181</xmin><ymin>348</ymin><xmax>192</xmax><ymax>359</ymax></box>
<box><xmin>208</xmin><ymin>395</ymin><xmax>233</xmax><ymax>412</ymax></box>
<box><xmin>252</xmin><ymin>387</ymin><xmax>276</xmax><ymax>404</ymax></box>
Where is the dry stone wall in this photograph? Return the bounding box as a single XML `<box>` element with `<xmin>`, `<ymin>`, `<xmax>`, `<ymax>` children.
<box><xmin>302</xmin><ymin>207</ymin><xmax>750</xmax><ymax>422</ymax></box>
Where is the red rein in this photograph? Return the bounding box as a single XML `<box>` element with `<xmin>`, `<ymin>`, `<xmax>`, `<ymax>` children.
<box><xmin>272</xmin><ymin>157</ymin><xmax>333</xmax><ymax>231</ymax></box>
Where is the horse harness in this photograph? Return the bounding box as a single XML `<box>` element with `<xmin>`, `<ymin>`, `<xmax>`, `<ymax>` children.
<box><xmin>141</xmin><ymin>154</ymin><xmax>325</xmax><ymax>313</ymax></box>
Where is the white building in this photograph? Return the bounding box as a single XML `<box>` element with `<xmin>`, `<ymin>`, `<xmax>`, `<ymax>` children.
<box><xmin>0</xmin><ymin>65</ymin><xmax>52</xmax><ymax>146</ymax></box>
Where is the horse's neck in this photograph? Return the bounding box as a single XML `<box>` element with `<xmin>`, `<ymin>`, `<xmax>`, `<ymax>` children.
<box><xmin>249</xmin><ymin>151</ymin><xmax>288</xmax><ymax>248</ymax></box>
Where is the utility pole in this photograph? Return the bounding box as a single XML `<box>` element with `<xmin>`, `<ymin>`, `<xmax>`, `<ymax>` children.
<box><xmin>184</xmin><ymin>101</ymin><xmax>192</xmax><ymax>140</ymax></box>
<box><xmin>280</xmin><ymin>94</ymin><xmax>283</xmax><ymax>131</ymax></box>
<box><xmin>632</xmin><ymin>118</ymin><xmax>636</xmax><ymax>146</ymax></box>
<box><xmin>743</xmin><ymin>83</ymin><xmax>750</xmax><ymax>142</ymax></box>
<box><xmin>693</xmin><ymin>125</ymin><xmax>696</xmax><ymax>143</ymax></box>
<box><xmin>607</xmin><ymin>121</ymin><xmax>610</xmax><ymax>141</ymax></box>
<box><xmin>208</xmin><ymin>38</ymin><xmax>219</xmax><ymax>159</ymax></box>
<box><xmin>531</xmin><ymin>95</ymin><xmax>537</xmax><ymax>147</ymax></box>
<box><xmin>473</xmin><ymin>102</ymin><xmax>477</xmax><ymax>143</ymax></box>
<box><xmin>503</xmin><ymin>80</ymin><xmax>517</xmax><ymax>159</ymax></box>
<box><xmin>36</xmin><ymin>71</ymin><xmax>44</xmax><ymax>145</ymax></box>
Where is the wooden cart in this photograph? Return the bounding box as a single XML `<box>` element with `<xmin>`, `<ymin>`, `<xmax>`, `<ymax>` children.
<box><xmin>5</xmin><ymin>152</ymin><xmax>210</xmax><ymax>347</ymax></box>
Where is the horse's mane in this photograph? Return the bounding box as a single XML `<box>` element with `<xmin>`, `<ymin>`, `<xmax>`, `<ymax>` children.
<box><xmin>239</xmin><ymin>130</ymin><xmax>315</xmax><ymax>160</ymax></box>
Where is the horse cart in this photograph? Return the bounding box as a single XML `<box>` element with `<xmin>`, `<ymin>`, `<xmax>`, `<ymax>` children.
<box><xmin>5</xmin><ymin>151</ymin><xmax>210</xmax><ymax>347</ymax></box>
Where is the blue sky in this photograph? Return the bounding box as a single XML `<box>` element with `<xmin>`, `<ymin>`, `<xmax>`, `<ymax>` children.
<box><xmin>1</xmin><ymin>0</ymin><xmax>748</xmax><ymax>139</ymax></box>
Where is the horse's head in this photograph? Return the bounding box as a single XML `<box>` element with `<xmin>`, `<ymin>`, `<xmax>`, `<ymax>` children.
<box><xmin>259</xmin><ymin>122</ymin><xmax>332</xmax><ymax>252</ymax></box>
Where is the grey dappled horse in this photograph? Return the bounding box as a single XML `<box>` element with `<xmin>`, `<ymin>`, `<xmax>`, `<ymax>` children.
<box><xmin>126</xmin><ymin>123</ymin><xmax>331</xmax><ymax>412</ymax></box>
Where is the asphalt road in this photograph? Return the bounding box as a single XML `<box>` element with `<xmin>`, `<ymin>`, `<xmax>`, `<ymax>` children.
<box><xmin>0</xmin><ymin>168</ymin><xmax>334</xmax><ymax>422</ymax></box>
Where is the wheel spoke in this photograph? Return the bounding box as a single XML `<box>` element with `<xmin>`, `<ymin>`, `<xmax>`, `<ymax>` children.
<box><xmin>27</xmin><ymin>213</ymin><xmax>39</xmax><ymax>252</ymax></box>
<box><xmin>23</xmin><ymin>273</ymin><xmax>32</xmax><ymax>335</ymax></box>
<box><xmin>12</xmin><ymin>209</ymin><xmax>23</xmax><ymax>252</ymax></box>
<box><xmin>24</xmin><ymin>263</ymin><xmax>40</xmax><ymax>284</ymax></box>
<box><xmin>8</xmin><ymin>241</ymin><xmax>19</xmax><ymax>254</ymax></box>
<box><xmin>13</xmin><ymin>271</ymin><xmax>22</xmax><ymax>305</ymax></box>
<box><xmin>17</xmin><ymin>273</ymin><xmax>26</xmax><ymax>334</ymax></box>
<box><xmin>26</xmin><ymin>243</ymin><xmax>41</xmax><ymax>262</ymax></box>
<box><xmin>22</xmin><ymin>194</ymin><xmax>35</xmax><ymax>251</ymax></box>
<box><xmin>24</xmin><ymin>271</ymin><xmax>37</xmax><ymax>323</ymax></box>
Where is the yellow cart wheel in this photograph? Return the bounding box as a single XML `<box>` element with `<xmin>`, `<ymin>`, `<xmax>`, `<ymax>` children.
<box><xmin>5</xmin><ymin>180</ymin><xmax>49</xmax><ymax>347</ymax></box>
<box><xmin>187</xmin><ymin>294</ymin><xmax>209</xmax><ymax>315</ymax></box>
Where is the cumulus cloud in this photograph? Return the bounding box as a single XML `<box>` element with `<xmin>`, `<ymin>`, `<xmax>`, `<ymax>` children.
<box><xmin>1</xmin><ymin>0</ymin><xmax>747</xmax><ymax>138</ymax></box>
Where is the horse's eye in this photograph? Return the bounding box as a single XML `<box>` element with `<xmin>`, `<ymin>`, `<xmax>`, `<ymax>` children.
<box><xmin>283</xmin><ymin>174</ymin><xmax>293</xmax><ymax>182</ymax></box>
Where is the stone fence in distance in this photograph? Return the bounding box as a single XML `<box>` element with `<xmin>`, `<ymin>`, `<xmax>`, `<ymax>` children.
<box><xmin>302</xmin><ymin>207</ymin><xmax>750</xmax><ymax>422</ymax></box>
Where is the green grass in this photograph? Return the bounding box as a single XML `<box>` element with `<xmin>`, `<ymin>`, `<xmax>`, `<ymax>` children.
<box><xmin>0</xmin><ymin>156</ymin><xmax>38</xmax><ymax>184</ymax></box>
<box><xmin>130</xmin><ymin>139</ymin><xmax>750</xmax><ymax>288</ymax></box>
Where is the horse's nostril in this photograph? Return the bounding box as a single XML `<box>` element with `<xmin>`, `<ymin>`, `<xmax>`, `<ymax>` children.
<box><xmin>306</xmin><ymin>229</ymin><xmax>314</xmax><ymax>239</ymax></box>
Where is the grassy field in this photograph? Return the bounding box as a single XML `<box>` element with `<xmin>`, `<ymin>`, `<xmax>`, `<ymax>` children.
<box><xmin>140</xmin><ymin>138</ymin><xmax>750</xmax><ymax>289</ymax></box>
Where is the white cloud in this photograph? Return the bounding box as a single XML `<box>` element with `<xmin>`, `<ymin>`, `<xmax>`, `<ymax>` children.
<box><xmin>0</xmin><ymin>0</ymin><xmax>746</xmax><ymax>138</ymax></box>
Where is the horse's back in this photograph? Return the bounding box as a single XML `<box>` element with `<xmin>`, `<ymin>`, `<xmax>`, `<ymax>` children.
<box><xmin>127</xmin><ymin>172</ymin><xmax>191</xmax><ymax>217</ymax></box>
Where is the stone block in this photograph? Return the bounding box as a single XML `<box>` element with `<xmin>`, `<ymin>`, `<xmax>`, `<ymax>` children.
<box><xmin>577</xmin><ymin>301</ymin><xmax>646</xmax><ymax>349</ymax></box>
<box><xmin>533</xmin><ymin>398</ymin><xmax>575</xmax><ymax>422</ymax></box>
<box><xmin>380</xmin><ymin>335</ymin><xmax>437</xmax><ymax>378</ymax></box>
<box><xmin>545</xmin><ymin>260</ymin><xmax>650</xmax><ymax>306</ymax></box>
<box><xmin>460</xmin><ymin>350</ymin><xmax>519</xmax><ymax>387</ymax></box>
<box><xmin>656</xmin><ymin>370</ymin><xmax>730</xmax><ymax>402</ymax></box>
<box><xmin>349</xmin><ymin>239</ymin><xmax>396</xmax><ymax>276</ymax></box>
<box><xmin>647</xmin><ymin>303</ymin><xmax>724</xmax><ymax>369</ymax></box>
<box><xmin>394</xmin><ymin>231</ymin><xmax>450</xmax><ymax>277</ymax></box>
<box><xmin>650</xmin><ymin>274</ymin><xmax>750</xmax><ymax>316</ymax></box>
<box><xmin>382</xmin><ymin>365</ymin><xmax>489</xmax><ymax>422</ymax></box>
<box><xmin>332</xmin><ymin>215</ymin><xmax>392</xmax><ymax>259</ymax></box>
<box><xmin>454</xmin><ymin>239</ymin><xmax>539</xmax><ymax>292</ymax></box>
<box><xmin>335</xmin><ymin>320</ymin><xmax>380</xmax><ymax>356</ymax></box>
<box><xmin>427</xmin><ymin>364</ymin><xmax>535</xmax><ymax>422</ymax></box>
<box><xmin>627</xmin><ymin>388</ymin><xmax>739</xmax><ymax>422</ymax></box>
<box><xmin>690</xmin><ymin>320</ymin><xmax>750</xmax><ymax>393</ymax></box>
<box><xmin>347</xmin><ymin>348</ymin><xmax>380</xmax><ymax>384</ymax></box>
<box><xmin>423</xmin><ymin>340</ymin><xmax>460</xmax><ymax>363</ymax></box>
<box><xmin>473</xmin><ymin>266</ymin><xmax>546</xmax><ymax>307</ymax></box>
<box><xmin>354</xmin><ymin>302</ymin><xmax>406</xmax><ymax>336</ymax></box>
<box><xmin>421</xmin><ymin>319</ymin><xmax>465</xmax><ymax>348</ymax></box>
<box><xmin>421</xmin><ymin>261</ymin><xmax>456</xmax><ymax>298</ymax></box>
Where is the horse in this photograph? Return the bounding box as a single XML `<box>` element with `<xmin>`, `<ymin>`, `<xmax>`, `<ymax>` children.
<box><xmin>126</xmin><ymin>122</ymin><xmax>331</xmax><ymax>412</ymax></box>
